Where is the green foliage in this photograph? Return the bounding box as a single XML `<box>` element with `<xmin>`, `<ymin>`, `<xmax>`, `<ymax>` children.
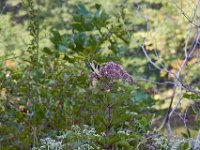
<box><xmin>0</xmin><ymin>0</ymin><xmax>200</xmax><ymax>149</ymax></box>
<box><xmin>0</xmin><ymin>15</ymin><xmax>29</xmax><ymax>57</ymax></box>
<box><xmin>0</xmin><ymin>1</ymin><xmax>155</xmax><ymax>149</ymax></box>
<box><xmin>138</xmin><ymin>133</ymin><xmax>200</xmax><ymax>150</ymax></box>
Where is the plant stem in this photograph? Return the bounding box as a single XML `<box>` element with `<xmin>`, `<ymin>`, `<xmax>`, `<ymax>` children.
<box><xmin>106</xmin><ymin>104</ymin><xmax>111</xmax><ymax>136</ymax></box>
<box><xmin>105</xmin><ymin>104</ymin><xmax>111</xmax><ymax>150</ymax></box>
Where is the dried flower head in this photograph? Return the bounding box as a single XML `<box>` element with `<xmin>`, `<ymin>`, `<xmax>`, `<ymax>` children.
<box><xmin>90</xmin><ymin>61</ymin><xmax>133</xmax><ymax>89</ymax></box>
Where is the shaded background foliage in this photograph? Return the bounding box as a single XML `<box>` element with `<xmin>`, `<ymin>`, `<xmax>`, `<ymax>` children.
<box><xmin>0</xmin><ymin>0</ymin><xmax>199</xmax><ymax>149</ymax></box>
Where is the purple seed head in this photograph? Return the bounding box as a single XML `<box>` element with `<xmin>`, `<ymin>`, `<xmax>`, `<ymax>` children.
<box><xmin>90</xmin><ymin>61</ymin><xmax>134</xmax><ymax>88</ymax></box>
<box><xmin>100</xmin><ymin>62</ymin><xmax>124</xmax><ymax>80</ymax></box>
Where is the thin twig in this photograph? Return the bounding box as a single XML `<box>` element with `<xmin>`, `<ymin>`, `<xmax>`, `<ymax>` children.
<box><xmin>194</xmin><ymin>129</ymin><xmax>200</xmax><ymax>149</ymax></box>
<box><xmin>134</xmin><ymin>1</ymin><xmax>200</xmax><ymax>139</ymax></box>
<box><xmin>0</xmin><ymin>4</ymin><xmax>7</xmax><ymax>16</ymax></box>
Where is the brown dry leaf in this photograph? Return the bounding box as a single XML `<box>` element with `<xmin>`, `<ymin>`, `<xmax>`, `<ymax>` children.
<box><xmin>56</xmin><ymin>100</ymin><xmax>61</xmax><ymax>108</ymax></box>
<box><xmin>1</xmin><ymin>88</ymin><xmax>7</xmax><ymax>98</ymax></box>
<box><xmin>19</xmin><ymin>105</ymin><xmax>25</xmax><ymax>111</ymax></box>
<box><xmin>4</xmin><ymin>60</ymin><xmax>16</xmax><ymax>69</ymax></box>
<box><xmin>27</xmin><ymin>101</ymin><xmax>33</xmax><ymax>107</ymax></box>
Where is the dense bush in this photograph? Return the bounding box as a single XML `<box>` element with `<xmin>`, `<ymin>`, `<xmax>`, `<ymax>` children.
<box><xmin>0</xmin><ymin>0</ymin><xmax>199</xmax><ymax>149</ymax></box>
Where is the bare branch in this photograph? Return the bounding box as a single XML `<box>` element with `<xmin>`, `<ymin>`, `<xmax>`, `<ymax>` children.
<box><xmin>194</xmin><ymin>129</ymin><xmax>200</xmax><ymax>149</ymax></box>
<box><xmin>133</xmin><ymin>1</ymin><xmax>200</xmax><ymax>138</ymax></box>
<box><xmin>0</xmin><ymin>4</ymin><xmax>7</xmax><ymax>16</ymax></box>
<box><xmin>174</xmin><ymin>1</ymin><xmax>200</xmax><ymax>28</ymax></box>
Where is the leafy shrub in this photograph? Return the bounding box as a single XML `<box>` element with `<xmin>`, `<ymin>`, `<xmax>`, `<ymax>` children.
<box><xmin>0</xmin><ymin>1</ymin><xmax>155</xmax><ymax>149</ymax></box>
<box><xmin>1</xmin><ymin>0</ymin><xmax>199</xmax><ymax>149</ymax></box>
